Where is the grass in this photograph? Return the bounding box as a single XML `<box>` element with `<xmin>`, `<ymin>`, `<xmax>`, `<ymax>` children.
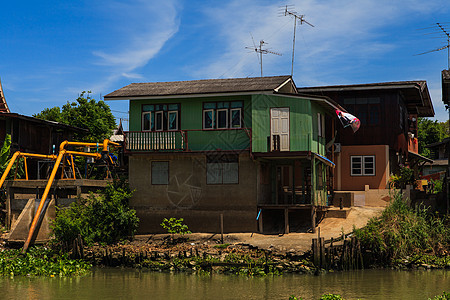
<box><xmin>354</xmin><ymin>191</ymin><xmax>449</xmax><ymax>264</ymax></box>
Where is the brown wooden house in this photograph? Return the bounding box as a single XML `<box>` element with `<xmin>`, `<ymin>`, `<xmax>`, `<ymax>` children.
<box><xmin>299</xmin><ymin>81</ymin><xmax>434</xmax><ymax>205</ymax></box>
<box><xmin>0</xmin><ymin>113</ymin><xmax>85</xmax><ymax>179</ymax></box>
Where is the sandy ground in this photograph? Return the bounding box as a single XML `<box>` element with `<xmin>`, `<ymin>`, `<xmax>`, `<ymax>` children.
<box><xmin>134</xmin><ymin>206</ymin><xmax>384</xmax><ymax>255</ymax></box>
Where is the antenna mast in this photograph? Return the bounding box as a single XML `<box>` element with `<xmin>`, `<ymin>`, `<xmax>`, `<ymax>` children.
<box><xmin>416</xmin><ymin>22</ymin><xmax>450</xmax><ymax>69</ymax></box>
<box><xmin>246</xmin><ymin>40</ymin><xmax>282</xmax><ymax>77</ymax></box>
<box><xmin>437</xmin><ymin>23</ymin><xmax>450</xmax><ymax>69</ymax></box>
<box><xmin>281</xmin><ymin>5</ymin><xmax>314</xmax><ymax>77</ymax></box>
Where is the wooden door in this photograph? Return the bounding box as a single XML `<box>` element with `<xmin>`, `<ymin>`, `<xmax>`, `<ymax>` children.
<box><xmin>271</xmin><ymin>108</ymin><xmax>289</xmax><ymax>151</ymax></box>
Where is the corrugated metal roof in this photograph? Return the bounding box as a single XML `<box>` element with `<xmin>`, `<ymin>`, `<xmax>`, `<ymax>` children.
<box><xmin>104</xmin><ymin>76</ymin><xmax>292</xmax><ymax>99</ymax></box>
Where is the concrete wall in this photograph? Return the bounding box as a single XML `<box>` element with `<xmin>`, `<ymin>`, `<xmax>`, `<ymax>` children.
<box><xmin>334</xmin><ymin>186</ymin><xmax>392</xmax><ymax>207</ymax></box>
<box><xmin>129</xmin><ymin>152</ymin><xmax>258</xmax><ymax>233</ymax></box>
<box><xmin>336</xmin><ymin>145</ymin><xmax>390</xmax><ymax>191</ymax></box>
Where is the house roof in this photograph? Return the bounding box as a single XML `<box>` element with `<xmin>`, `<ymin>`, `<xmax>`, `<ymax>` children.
<box><xmin>297</xmin><ymin>80</ymin><xmax>434</xmax><ymax>117</ymax></box>
<box><xmin>0</xmin><ymin>113</ymin><xmax>87</xmax><ymax>132</ymax></box>
<box><xmin>442</xmin><ymin>70</ymin><xmax>450</xmax><ymax>105</ymax></box>
<box><xmin>104</xmin><ymin>76</ymin><xmax>293</xmax><ymax>99</ymax></box>
<box><xmin>0</xmin><ymin>79</ymin><xmax>10</xmax><ymax>113</ymax></box>
<box><xmin>425</xmin><ymin>137</ymin><xmax>450</xmax><ymax>149</ymax></box>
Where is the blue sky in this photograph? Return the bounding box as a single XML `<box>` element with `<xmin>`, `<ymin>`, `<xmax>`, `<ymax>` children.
<box><xmin>1</xmin><ymin>0</ymin><xmax>450</xmax><ymax>129</ymax></box>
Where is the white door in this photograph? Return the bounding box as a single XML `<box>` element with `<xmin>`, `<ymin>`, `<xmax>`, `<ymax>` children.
<box><xmin>270</xmin><ymin>108</ymin><xmax>289</xmax><ymax>151</ymax></box>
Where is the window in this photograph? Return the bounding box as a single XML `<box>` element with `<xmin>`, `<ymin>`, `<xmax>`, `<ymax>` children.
<box><xmin>203</xmin><ymin>101</ymin><xmax>243</xmax><ymax>130</ymax></box>
<box><xmin>151</xmin><ymin>161</ymin><xmax>169</xmax><ymax>184</ymax></box>
<box><xmin>343</xmin><ymin>97</ymin><xmax>381</xmax><ymax>126</ymax></box>
<box><xmin>155</xmin><ymin>111</ymin><xmax>163</xmax><ymax>131</ymax></box>
<box><xmin>142</xmin><ymin>112</ymin><xmax>152</xmax><ymax>131</ymax></box>
<box><xmin>351</xmin><ymin>155</ymin><xmax>375</xmax><ymax>176</ymax></box>
<box><xmin>230</xmin><ymin>108</ymin><xmax>242</xmax><ymax>128</ymax></box>
<box><xmin>168</xmin><ymin>111</ymin><xmax>178</xmax><ymax>130</ymax></box>
<box><xmin>206</xmin><ymin>154</ymin><xmax>239</xmax><ymax>184</ymax></box>
<box><xmin>217</xmin><ymin>109</ymin><xmax>228</xmax><ymax>129</ymax></box>
<box><xmin>203</xmin><ymin>109</ymin><xmax>214</xmax><ymax>129</ymax></box>
<box><xmin>142</xmin><ymin>103</ymin><xmax>180</xmax><ymax>131</ymax></box>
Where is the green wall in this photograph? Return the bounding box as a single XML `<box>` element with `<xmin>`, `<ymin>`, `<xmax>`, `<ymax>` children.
<box><xmin>129</xmin><ymin>93</ymin><xmax>330</xmax><ymax>154</ymax></box>
<box><xmin>129</xmin><ymin>95</ymin><xmax>252</xmax><ymax>151</ymax></box>
<box><xmin>251</xmin><ymin>94</ymin><xmax>329</xmax><ymax>155</ymax></box>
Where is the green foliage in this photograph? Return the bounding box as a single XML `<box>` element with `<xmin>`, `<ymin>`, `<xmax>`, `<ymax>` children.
<box><xmin>320</xmin><ymin>295</ymin><xmax>344</xmax><ymax>300</ymax></box>
<box><xmin>161</xmin><ymin>217</ymin><xmax>191</xmax><ymax>236</ymax></box>
<box><xmin>428</xmin><ymin>178</ymin><xmax>443</xmax><ymax>194</ymax></box>
<box><xmin>417</xmin><ymin>118</ymin><xmax>449</xmax><ymax>158</ymax></box>
<box><xmin>288</xmin><ymin>295</ymin><xmax>343</xmax><ymax>300</ymax></box>
<box><xmin>389</xmin><ymin>167</ymin><xmax>415</xmax><ymax>189</ymax></box>
<box><xmin>34</xmin><ymin>91</ymin><xmax>116</xmax><ymax>142</ymax></box>
<box><xmin>429</xmin><ymin>292</ymin><xmax>450</xmax><ymax>300</ymax></box>
<box><xmin>354</xmin><ymin>191</ymin><xmax>450</xmax><ymax>261</ymax></box>
<box><xmin>52</xmin><ymin>180</ymin><xmax>139</xmax><ymax>245</ymax></box>
<box><xmin>0</xmin><ymin>246</ymin><xmax>91</xmax><ymax>277</ymax></box>
<box><xmin>0</xmin><ymin>134</ymin><xmax>11</xmax><ymax>174</ymax></box>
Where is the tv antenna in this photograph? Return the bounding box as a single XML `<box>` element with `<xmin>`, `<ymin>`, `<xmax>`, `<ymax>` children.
<box><xmin>280</xmin><ymin>5</ymin><xmax>314</xmax><ymax>77</ymax></box>
<box><xmin>246</xmin><ymin>38</ymin><xmax>282</xmax><ymax>77</ymax></box>
<box><xmin>416</xmin><ymin>22</ymin><xmax>450</xmax><ymax>69</ymax></box>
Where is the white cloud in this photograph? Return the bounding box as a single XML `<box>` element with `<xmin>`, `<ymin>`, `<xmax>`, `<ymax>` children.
<box><xmin>89</xmin><ymin>0</ymin><xmax>180</xmax><ymax>91</ymax></box>
<box><xmin>191</xmin><ymin>0</ymin><xmax>446</xmax><ymax>83</ymax></box>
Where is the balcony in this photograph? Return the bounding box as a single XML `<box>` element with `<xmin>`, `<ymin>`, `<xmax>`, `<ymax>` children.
<box><xmin>124</xmin><ymin>128</ymin><xmax>251</xmax><ymax>152</ymax></box>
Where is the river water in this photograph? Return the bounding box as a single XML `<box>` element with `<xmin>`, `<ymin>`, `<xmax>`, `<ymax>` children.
<box><xmin>0</xmin><ymin>268</ymin><xmax>448</xmax><ymax>300</ymax></box>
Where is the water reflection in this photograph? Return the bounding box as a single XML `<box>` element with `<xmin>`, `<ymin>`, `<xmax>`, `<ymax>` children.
<box><xmin>0</xmin><ymin>268</ymin><xmax>448</xmax><ymax>300</ymax></box>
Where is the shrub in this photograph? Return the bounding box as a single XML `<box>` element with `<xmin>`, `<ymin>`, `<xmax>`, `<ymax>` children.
<box><xmin>161</xmin><ymin>217</ymin><xmax>191</xmax><ymax>243</ymax></box>
<box><xmin>161</xmin><ymin>217</ymin><xmax>191</xmax><ymax>235</ymax></box>
<box><xmin>429</xmin><ymin>292</ymin><xmax>450</xmax><ymax>300</ymax></box>
<box><xmin>389</xmin><ymin>167</ymin><xmax>415</xmax><ymax>189</ymax></box>
<box><xmin>320</xmin><ymin>295</ymin><xmax>344</xmax><ymax>300</ymax></box>
<box><xmin>52</xmin><ymin>180</ymin><xmax>139</xmax><ymax>246</ymax></box>
<box><xmin>429</xmin><ymin>178</ymin><xmax>443</xmax><ymax>194</ymax></box>
<box><xmin>354</xmin><ymin>191</ymin><xmax>450</xmax><ymax>261</ymax></box>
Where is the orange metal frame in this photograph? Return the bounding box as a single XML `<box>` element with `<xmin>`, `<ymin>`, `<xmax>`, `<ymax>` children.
<box><xmin>0</xmin><ymin>139</ymin><xmax>120</xmax><ymax>252</ymax></box>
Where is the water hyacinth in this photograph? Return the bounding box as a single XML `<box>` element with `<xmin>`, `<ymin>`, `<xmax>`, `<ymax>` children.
<box><xmin>0</xmin><ymin>247</ymin><xmax>91</xmax><ymax>277</ymax></box>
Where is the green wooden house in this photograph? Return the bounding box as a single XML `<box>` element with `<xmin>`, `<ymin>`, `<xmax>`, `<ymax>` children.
<box><xmin>104</xmin><ymin>76</ymin><xmax>341</xmax><ymax>233</ymax></box>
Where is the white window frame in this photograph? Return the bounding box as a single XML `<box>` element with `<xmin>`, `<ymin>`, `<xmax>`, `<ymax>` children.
<box><xmin>351</xmin><ymin>155</ymin><xmax>375</xmax><ymax>176</ymax></box>
<box><xmin>230</xmin><ymin>108</ymin><xmax>242</xmax><ymax>128</ymax></box>
<box><xmin>155</xmin><ymin>111</ymin><xmax>163</xmax><ymax>131</ymax></box>
<box><xmin>142</xmin><ymin>112</ymin><xmax>151</xmax><ymax>131</ymax></box>
<box><xmin>203</xmin><ymin>109</ymin><xmax>214</xmax><ymax>130</ymax></box>
<box><xmin>167</xmin><ymin>110</ymin><xmax>178</xmax><ymax>131</ymax></box>
<box><xmin>317</xmin><ymin>113</ymin><xmax>325</xmax><ymax>137</ymax></box>
<box><xmin>216</xmin><ymin>109</ymin><xmax>228</xmax><ymax>129</ymax></box>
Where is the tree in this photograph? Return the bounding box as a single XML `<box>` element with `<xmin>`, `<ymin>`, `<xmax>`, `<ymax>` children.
<box><xmin>34</xmin><ymin>91</ymin><xmax>116</xmax><ymax>142</ymax></box>
<box><xmin>417</xmin><ymin>118</ymin><xmax>449</xmax><ymax>157</ymax></box>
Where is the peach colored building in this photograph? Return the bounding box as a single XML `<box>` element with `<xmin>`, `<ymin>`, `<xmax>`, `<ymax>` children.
<box><xmin>336</xmin><ymin>145</ymin><xmax>389</xmax><ymax>191</ymax></box>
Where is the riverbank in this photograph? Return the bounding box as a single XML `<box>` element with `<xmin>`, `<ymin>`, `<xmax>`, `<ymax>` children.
<box><xmin>81</xmin><ymin>230</ymin><xmax>450</xmax><ymax>275</ymax></box>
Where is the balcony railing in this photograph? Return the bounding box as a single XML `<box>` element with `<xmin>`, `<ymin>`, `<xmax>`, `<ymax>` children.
<box><xmin>124</xmin><ymin>128</ymin><xmax>251</xmax><ymax>152</ymax></box>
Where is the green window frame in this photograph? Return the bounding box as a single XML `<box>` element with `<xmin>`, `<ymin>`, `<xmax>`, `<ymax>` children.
<box><xmin>142</xmin><ymin>103</ymin><xmax>180</xmax><ymax>131</ymax></box>
<box><xmin>202</xmin><ymin>101</ymin><xmax>243</xmax><ymax>130</ymax></box>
